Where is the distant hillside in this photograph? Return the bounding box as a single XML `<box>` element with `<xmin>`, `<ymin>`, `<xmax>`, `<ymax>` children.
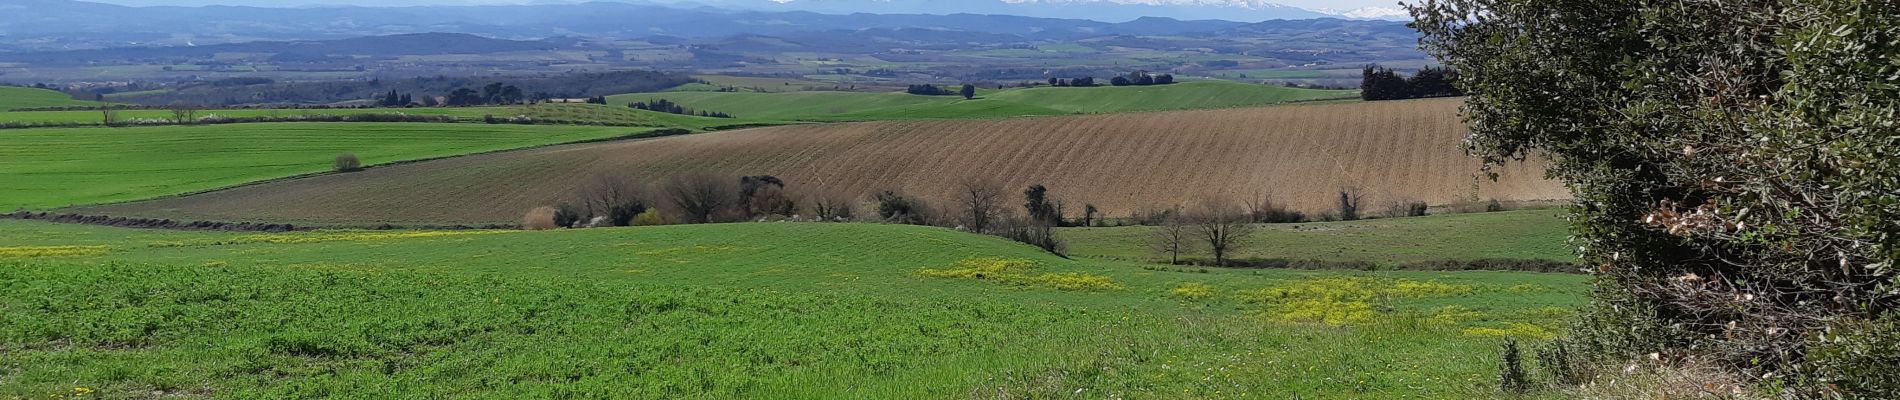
<box><xmin>0</xmin><ymin>0</ymin><xmax>1403</xmax><ymax>48</ymax></box>
<box><xmin>0</xmin><ymin>33</ymin><xmax>560</xmax><ymax>64</ymax></box>
<box><xmin>76</xmin><ymin>98</ymin><xmax>1568</xmax><ymax>225</ymax></box>
<box><xmin>112</xmin><ymin>70</ymin><xmax>695</xmax><ymax>106</ymax></box>
<box><xmin>609</xmin><ymin>81</ymin><xmax>1357</xmax><ymax>121</ymax></box>
<box><xmin>0</xmin><ymin>86</ymin><xmax>103</xmax><ymax>111</ymax></box>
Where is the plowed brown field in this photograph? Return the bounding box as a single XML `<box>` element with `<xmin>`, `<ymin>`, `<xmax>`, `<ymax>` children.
<box><xmin>78</xmin><ymin>98</ymin><xmax>1568</xmax><ymax>225</ymax></box>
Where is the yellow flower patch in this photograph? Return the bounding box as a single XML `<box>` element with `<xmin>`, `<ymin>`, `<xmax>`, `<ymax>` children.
<box><xmin>1168</xmin><ymin>282</ymin><xmax>1218</xmax><ymax>300</ymax></box>
<box><xmin>1237</xmin><ymin>277</ymin><xmax>1476</xmax><ymax>326</ymax></box>
<box><xmin>0</xmin><ymin>245</ymin><xmax>108</xmax><ymax>258</ymax></box>
<box><xmin>918</xmin><ymin>257</ymin><xmax>1122</xmax><ymax>291</ymax></box>
<box><xmin>1463</xmin><ymin>323</ymin><xmax>1556</xmax><ymax>340</ymax></box>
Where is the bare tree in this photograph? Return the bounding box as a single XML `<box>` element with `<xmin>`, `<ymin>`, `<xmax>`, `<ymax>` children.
<box><xmin>1148</xmin><ymin>205</ymin><xmax>1191</xmax><ymax>264</ymax></box>
<box><xmin>585</xmin><ymin>174</ymin><xmax>646</xmax><ymax>227</ymax></box>
<box><xmin>956</xmin><ymin>177</ymin><xmax>1006</xmax><ymax>232</ymax></box>
<box><xmin>169</xmin><ymin>104</ymin><xmax>198</xmax><ymax>124</ymax></box>
<box><xmin>1192</xmin><ymin>197</ymin><xmax>1256</xmax><ymax>267</ymax></box>
<box><xmin>665</xmin><ymin>173</ymin><xmax>733</xmax><ymax>224</ymax></box>
<box><xmin>1337</xmin><ymin>186</ymin><xmax>1365</xmax><ymax>221</ymax></box>
<box><xmin>810</xmin><ymin>190</ymin><xmax>857</xmax><ymax>222</ymax></box>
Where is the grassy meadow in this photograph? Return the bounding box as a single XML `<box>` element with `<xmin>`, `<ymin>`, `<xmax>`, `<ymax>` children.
<box><xmin>0</xmin><ymin>123</ymin><xmax>652</xmax><ymax>210</ymax></box>
<box><xmin>1062</xmin><ymin>210</ymin><xmax>1576</xmax><ymax>266</ymax></box>
<box><xmin>0</xmin><ymin>217</ymin><xmax>1587</xmax><ymax>398</ymax></box>
<box><xmin>0</xmin><ymin>86</ymin><xmax>107</xmax><ymax>111</ymax></box>
<box><xmin>0</xmin><ymin>103</ymin><xmax>736</xmax><ymax>129</ymax></box>
<box><xmin>612</xmin><ymin>80</ymin><xmax>1358</xmax><ymax>121</ymax></box>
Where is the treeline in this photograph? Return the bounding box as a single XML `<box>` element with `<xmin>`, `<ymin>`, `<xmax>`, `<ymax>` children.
<box><xmin>1109</xmin><ymin>71</ymin><xmax>1176</xmax><ymax>86</ymax></box>
<box><xmin>1359</xmin><ymin>65</ymin><xmax>1462</xmax><ymax>101</ymax></box>
<box><xmin>626</xmin><ymin>99</ymin><xmax>734</xmax><ymax>118</ymax></box>
<box><xmin>520</xmin><ymin>175</ymin><xmax>1078</xmax><ymax>255</ymax></box>
<box><xmin>105</xmin><ymin>70</ymin><xmax>694</xmax><ymax>106</ymax></box>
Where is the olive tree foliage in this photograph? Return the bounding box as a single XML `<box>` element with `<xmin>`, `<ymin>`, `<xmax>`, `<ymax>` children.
<box><xmin>1411</xmin><ymin>0</ymin><xmax>1898</xmax><ymax>395</ymax></box>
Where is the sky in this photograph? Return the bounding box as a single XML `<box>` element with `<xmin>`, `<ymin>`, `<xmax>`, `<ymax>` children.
<box><xmin>84</xmin><ymin>0</ymin><xmax>1410</xmax><ymax>19</ymax></box>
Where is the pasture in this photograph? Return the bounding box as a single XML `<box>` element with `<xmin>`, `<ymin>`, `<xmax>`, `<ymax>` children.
<box><xmin>0</xmin><ymin>86</ymin><xmax>105</xmax><ymax>111</ymax></box>
<box><xmin>0</xmin><ymin>103</ymin><xmax>731</xmax><ymax>128</ymax></box>
<box><xmin>0</xmin><ymin>123</ymin><xmax>652</xmax><ymax>210</ymax></box>
<box><xmin>1061</xmin><ymin>210</ymin><xmax>1576</xmax><ymax>266</ymax></box>
<box><xmin>0</xmin><ymin>218</ymin><xmax>1587</xmax><ymax>398</ymax></box>
<box><xmin>75</xmin><ymin>98</ymin><xmax>1567</xmax><ymax>226</ymax></box>
<box><xmin>613</xmin><ymin>80</ymin><xmax>1357</xmax><ymax>121</ymax></box>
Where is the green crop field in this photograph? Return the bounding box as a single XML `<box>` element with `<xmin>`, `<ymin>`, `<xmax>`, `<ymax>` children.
<box><xmin>0</xmin><ymin>123</ymin><xmax>654</xmax><ymax>210</ymax></box>
<box><xmin>0</xmin><ymin>218</ymin><xmax>1587</xmax><ymax>398</ymax></box>
<box><xmin>1061</xmin><ymin>210</ymin><xmax>1577</xmax><ymax>266</ymax></box>
<box><xmin>610</xmin><ymin>80</ymin><xmax>1358</xmax><ymax>121</ymax></box>
<box><xmin>0</xmin><ymin>86</ymin><xmax>107</xmax><ymax>111</ymax></box>
<box><xmin>0</xmin><ymin>103</ymin><xmax>734</xmax><ymax>128</ymax></box>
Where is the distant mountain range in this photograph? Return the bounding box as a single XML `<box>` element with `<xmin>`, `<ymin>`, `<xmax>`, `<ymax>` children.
<box><xmin>0</xmin><ymin>0</ymin><xmax>1411</xmax><ymax>51</ymax></box>
<box><xmin>70</xmin><ymin>0</ymin><xmax>1408</xmax><ymax>23</ymax></box>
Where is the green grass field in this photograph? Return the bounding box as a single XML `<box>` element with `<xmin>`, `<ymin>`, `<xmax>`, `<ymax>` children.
<box><xmin>0</xmin><ymin>103</ymin><xmax>734</xmax><ymax>128</ymax></box>
<box><xmin>611</xmin><ymin>80</ymin><xmax>1358</xmax><ymax>121</ymax></box>
<box><xmin>0</xmin><ymin>218</ymin><xmax>1586</xmax><ymax>398</ymax></box>
<box><xmin>0</xmin><ymin>86</ymin><xmax>107</xmax><ymax>111</ymax></box>
<box><xmin>1061</xmin><ymin>210</ymin><xmax>1576</xmax><ymax>266</ymax></box>
<box><xmin>0</xmin><ymin>123</ymin><xmax>652</xmax><ymax>210</ymax></box>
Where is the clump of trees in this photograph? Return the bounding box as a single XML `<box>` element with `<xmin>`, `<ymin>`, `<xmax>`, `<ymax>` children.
<box><xmin>905</xmin><ymin>84</ymin><xmax>958</xmax><ymax>96</ymax></box>
<box><xmin>1359</xmin><ymin>65</ymin><xmax>1462</xmax><ymax>101</ymax></box>
<box><xmin>1046</xmin><ymin>77</ymin><xmax>1097</xmax><ymax>87</ymax></box>
<box><xmin>376</xmin><ymin>90</ymin><xmax>414</xmax><ymax>107</ymax></box>
<box><xmin>1414</xmin><ymin>0</ymin><xmax>1899</xmax><ymax>396</ymax></box>
<box><xmin>627</xmin><ymin>99</ymin><xmax>733</xmax><ymax>118</ymax></box>
<box><xmin>1108</xmin><ymin>71</ymin><xmax>1175</xmax><ymax>86</ymax></box>
<box><xmin>950</xmin><ymin>179</ymin><xmax>1067</xmax><ymax>255</ymax></box>
<box><xmin>442</xmin><ymin>83</ymin><xmax>525</xmax><ymax>106</ymax></box>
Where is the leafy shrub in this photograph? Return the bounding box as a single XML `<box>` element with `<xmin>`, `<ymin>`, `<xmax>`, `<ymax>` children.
<box><xmin>1805</xmin><ymin>313</ymin><xmax>1900</xmax><ymax>397</ymax></box>
<box><xmin>631</xmin><ymin>208</ymin><xmax>666</xmax><ymax>226</ymax></box>
<box><xmin>874</xmin><ymin>191</ymin><xmax>929</xmax><ymax>225</ymax></box>
<box><xmin>1499</xmin><ymin>339</ymin><xmax>1529</xmax><ymax>394</ymax></box>
<box><xmin>1415</xmin><ymin>0</ymin><xmax>1900</xmax><ymax>394</ymax></box>
<box><xmin>333</xmin><ymin>154</ymin><xmax>362</xmax><ymax>172</ymax></box>
<box><xmin>553</xmin><ymin>204</ymin><xmax>584</xmax><ymax>228</ymax></box>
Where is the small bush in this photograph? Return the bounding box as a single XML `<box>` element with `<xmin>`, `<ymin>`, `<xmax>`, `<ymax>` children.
<box><xmin>874</xmin><ymin>190</ymin><xmax>929</xmax><ymax>225</ymax></box>
<box><xmin>631</xmin><ymin>208</ymin><xmax>666</xmax><ymax>226</ymax></box>
<box><xmin>521</xmin><ymin>206</ymin><xmax>559</xmax><ymax>230</ymax></box>
<box><xmin>1499</xmin><ymin>339</ymin><xmax>1530</xmax><ymax>394</ymax></box>
<box><xmin>1806</xmin><ymin>313</ymin><xmax>1900</xmax><ymax>397</ymax></box>
<box><xmin>553</xmin><ymin>204</ymin><xmax>584</xmax><ymax>228</ymax></box>
<box><xmin>333</xmin><ymin>154</ymin><xmax>362</xmax><ymax>172</ymax></box>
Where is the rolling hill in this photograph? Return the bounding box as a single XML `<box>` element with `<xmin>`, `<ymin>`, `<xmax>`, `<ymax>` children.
<box><xmin>610</xmin><ymin>80</ymin><xmax>1357</xmax><ymax>121</ymax></box>
<box><xmin>74</xmin><ymin>98</ymin><xmax>1568</xmax><ymax>225</ymax></box>
<box><xmin>0</xmin><ymin>123</ymin><xmax>657</xmax><ymax>210</ymax></box>
<box><xmin>0</xmin><ymin>86</ymin><xmax>103</xmax><ymax>111</ymax></box>
<box><xmin>0</xmin><ymin>216</ymin><xmax>1584</xmax><ymax>397</ymax></box>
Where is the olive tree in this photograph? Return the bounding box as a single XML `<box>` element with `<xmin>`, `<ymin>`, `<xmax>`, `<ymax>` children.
<box><xmin>1412</xmin><ymin>0</ymin><xmax>1899</xmax><ymax>394</ymax></box>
